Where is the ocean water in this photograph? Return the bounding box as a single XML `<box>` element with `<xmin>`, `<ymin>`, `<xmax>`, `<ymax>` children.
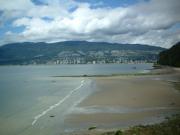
<box><xmin>0</xmin><ymin>64</ymin><xmax>153</xmax><ymax>135</ymax></box>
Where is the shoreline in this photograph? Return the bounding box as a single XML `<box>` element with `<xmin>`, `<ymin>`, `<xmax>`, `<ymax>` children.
<box><xmin>52</xmin><ymin>66</ymin><xmax>178</xmax><ymax>78</ymax></box>
<box><xmin>63</xmin><ymin>66</ymin><xmax>180</xmax><ymax>134</ymax></box>
<box><xmin>0</xmin><ymin>62</ymin><xmax>154</xmax><ymax>66</ymax></box>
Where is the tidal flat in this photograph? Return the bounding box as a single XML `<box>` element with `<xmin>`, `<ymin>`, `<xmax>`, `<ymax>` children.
<box><xmin>64</xmin><ymin>67</ymin><xmax>180</xmax><ymax>134</ymax></box>
<box><xmin>0</xmin><ymin>64</ymin><xmax>180</xmax><ymax>135</ymax></box>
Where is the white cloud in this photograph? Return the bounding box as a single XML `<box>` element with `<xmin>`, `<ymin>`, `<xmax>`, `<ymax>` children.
<box><xmin>0</xmin><ymin>0</ymin><xmax>180</xmax><ymax>48</ymax></box>
<box><xmin>0</xmin><ymin>0</ymin><xmax>33</xmax><ymax>10</ymax></box>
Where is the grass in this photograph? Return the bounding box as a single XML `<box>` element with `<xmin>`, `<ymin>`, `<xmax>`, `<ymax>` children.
<box><xmin>173</xmin><ymin>82</ymin><xmax>180</xmax><ymax>91</ymax></box>
<box><xmin>88</xmin><ymin>126</ymin><xmax>97</xmax><ymax>130</ymax></box>
<box><xmin>102</xmin><ymin>114</ymin><xmax>180</xmax><ymax>135</ymax></box>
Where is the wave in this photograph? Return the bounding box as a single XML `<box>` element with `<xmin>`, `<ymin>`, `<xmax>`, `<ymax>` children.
<box><xmin>32</xmin><ymin>79</ymin><xmax>85</xmax><ymax>126</ymax></box>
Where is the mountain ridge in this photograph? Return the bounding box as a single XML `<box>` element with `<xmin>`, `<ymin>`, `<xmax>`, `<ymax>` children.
<box><xmin>0</xmin><ymin>41</ymin><xmax>165</xmax><ymax>65</ymax></box>
<box><xmin>1</xmin><ymin>41</ymin><xmax>164</xmax><ymax>50</ymax></box>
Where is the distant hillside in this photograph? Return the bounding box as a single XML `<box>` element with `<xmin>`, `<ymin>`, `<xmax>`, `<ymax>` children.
<box><xmin>0</xmin><ymin>41</ymin><xmax>164</xmax><ymax>65</ymax></box>
<box><xmin>158</xmin><ymin>42</ymin><xmax>180</xmax><ymax>67</ymax></box>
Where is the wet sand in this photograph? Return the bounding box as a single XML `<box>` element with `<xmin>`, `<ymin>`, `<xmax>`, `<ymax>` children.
<box><xmin>65</xmin><ymin>67</ymin><xmax>180</xmax><ymax>132</ymax></box>
<box><xmin>79</xmin><ymin>78</ymin><xmax>180</xmax><ymax>107</ymax></box>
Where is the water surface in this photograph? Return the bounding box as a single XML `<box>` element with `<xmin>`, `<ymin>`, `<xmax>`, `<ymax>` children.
<box><xmin>0</xmin><ymin>64</ymin><xmax>153</xmax><ymax>135</ymax></box>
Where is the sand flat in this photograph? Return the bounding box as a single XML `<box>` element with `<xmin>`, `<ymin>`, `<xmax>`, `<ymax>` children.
<box><xmin>66</xmin><ymin>109</ymin><xmax>178</xmax><ymax>124</ymax></box>
<box><xmin>65</xmin><ymin>71</ymin><xmax>180</xmax><ymax>129</ymax></box>
<box><xmin>79</xmin><ymin>76</ymin><xmax>180</xmax><ymax>108</ymax></box>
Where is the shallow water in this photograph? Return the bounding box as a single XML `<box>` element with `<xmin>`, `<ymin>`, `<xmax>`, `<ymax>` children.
<box><xmin>0</xmin><ymin>64</ymin><xmax>153</xmax><ymax>135</ymax></box>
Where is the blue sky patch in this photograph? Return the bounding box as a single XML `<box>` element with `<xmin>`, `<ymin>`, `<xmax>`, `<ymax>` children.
<box><xmin>31</xmin><ymin>0</ymin><xmax>48</xmax><ymax>6</ymax></box>
<box><xmin>75</xmin><ymin>0</ymin><xmax>140</xmax><ymax>8</ymax></box>
<box><xmin>0</xmin><ymin>19</ymin><xmax>25</xmax><ymax>37</ymax></box>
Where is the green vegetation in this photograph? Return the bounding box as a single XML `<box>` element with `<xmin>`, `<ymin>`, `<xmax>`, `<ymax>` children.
<box><xmin>102</xmin><ymin>114</ymin><xmax>180</xmax><ymax>135</ymax></box>
<box><xmin>0</xmin><ymin>41</ymin><xmax>164</xmax><ymax>65</ymax></box>
<box><xmin>173</xmin><ymin>82</ymin><xmax>180</xmax><ymax>91</ymax></box>
<box><xmin>115</xmin><ymin>130</ymin><xmax>123</xmax><ymax>135</ymax></box>
<box><xmin>88</xmin><ymin>126</ymin><xmax>97</xmax><ymax>130</ymax></box>
<box><xmin>158</xmin><ymin>42</ymin><xmax>180</xmax><ymax>67</ymax></box>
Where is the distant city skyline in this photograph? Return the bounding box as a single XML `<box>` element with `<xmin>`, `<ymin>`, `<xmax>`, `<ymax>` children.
<box><xmin>0</xmin><ymin>0</ymin><xmax>180</xmax><ymax>48</ymax></box>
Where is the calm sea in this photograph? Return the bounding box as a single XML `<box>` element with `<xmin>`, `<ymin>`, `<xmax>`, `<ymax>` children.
<box><xmin>0</xmin><ymin>63</ymin><xmax>153</xmax><ymax>135</ymax></box>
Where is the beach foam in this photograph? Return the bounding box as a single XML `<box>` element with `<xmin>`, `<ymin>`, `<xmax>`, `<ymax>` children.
<box><xmin>32</xmin><ymin>79</ymin><xmax>85</xmax><ymax>126</ymax></box>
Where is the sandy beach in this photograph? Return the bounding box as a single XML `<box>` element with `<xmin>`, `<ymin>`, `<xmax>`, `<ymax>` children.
<box><xmin>64</xmin><ymin>67</ymin><xmax>180</xmax><ymax>133</ymax></box>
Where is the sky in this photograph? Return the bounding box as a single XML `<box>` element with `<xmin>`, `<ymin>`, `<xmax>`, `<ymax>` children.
<box><xmin>0</xmin><ymin>0</ymin><xmax>180</xmax><ymax>48</ymax></box>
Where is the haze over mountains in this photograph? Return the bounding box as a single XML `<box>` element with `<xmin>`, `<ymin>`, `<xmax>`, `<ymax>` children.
<box><xmin>0</xmin><ymin>41</ymin><xmax>164</xmax><ymax>65</ymax></box>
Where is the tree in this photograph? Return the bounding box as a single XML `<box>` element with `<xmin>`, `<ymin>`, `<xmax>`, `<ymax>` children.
<box><xmin>158</xmin><ymin>42</ymin><xmax>180</xmax><ymax>67</ymax></box>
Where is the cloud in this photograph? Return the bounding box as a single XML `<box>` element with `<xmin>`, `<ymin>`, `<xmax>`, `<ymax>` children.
<box><xmin>0</xmin><ymin>0</ymin><xmax>180</xmax><ymax>48</ymax></box>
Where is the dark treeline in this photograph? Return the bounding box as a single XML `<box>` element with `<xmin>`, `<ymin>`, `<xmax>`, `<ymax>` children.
<box><xmin>158</xmin><ymin>42</ymin><xmax>180</xmax><ymax>67</ymax></box>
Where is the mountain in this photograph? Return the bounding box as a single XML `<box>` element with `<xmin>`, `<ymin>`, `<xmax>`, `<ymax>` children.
<box><xmin>0</xmin><ymin>41</ymin><xmax>164</xmax><ymax>65</ymax></box>
<box><xmin>158</xmin><ymin>42</ymin><xmax>180</xmax><ymax>67</ymax></box>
